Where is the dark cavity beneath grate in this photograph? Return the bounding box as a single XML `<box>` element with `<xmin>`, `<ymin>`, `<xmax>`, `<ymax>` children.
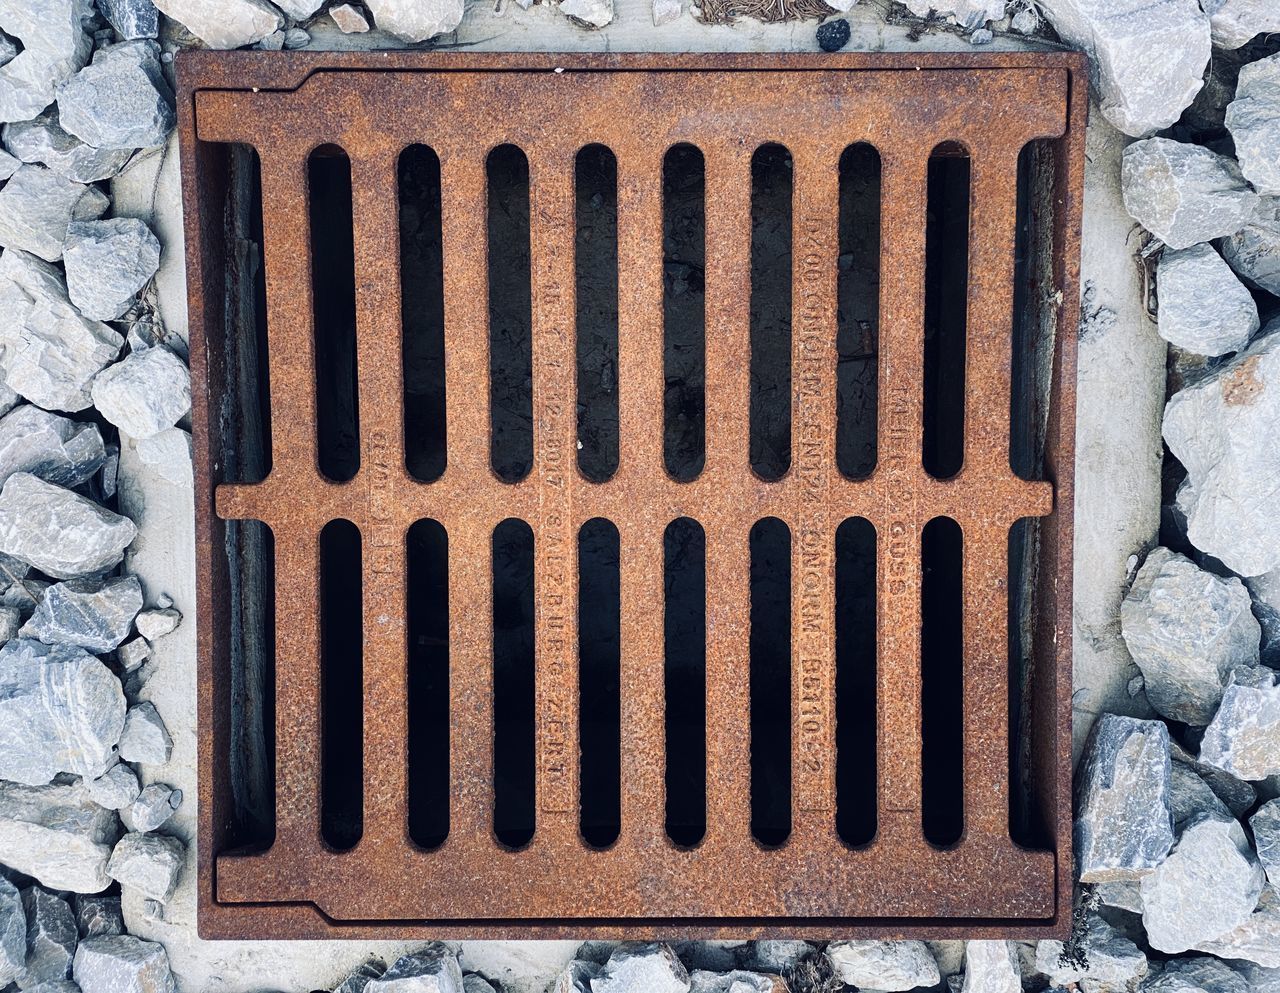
<box><xmin>179</xmin><ymin>51</ymin><xmax>1086</xmax><ymax>939</ymax></box>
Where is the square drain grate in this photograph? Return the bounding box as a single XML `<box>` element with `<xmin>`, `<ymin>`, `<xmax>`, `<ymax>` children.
<box><xmin>178</xmin><ymin>51</ymin><xmax>1086</xmax><ymax>939</ymax></box>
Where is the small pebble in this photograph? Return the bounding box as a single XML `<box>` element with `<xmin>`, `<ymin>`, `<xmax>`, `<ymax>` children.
<box><xmin>816</xmin><ymin>18</ymin><xmax>850</xmax><ymax>52</ymax></box>
<box><xmin>969</xmin><ymin>27</ymin><xmax>993</xmax><ymax>44</ymax></box>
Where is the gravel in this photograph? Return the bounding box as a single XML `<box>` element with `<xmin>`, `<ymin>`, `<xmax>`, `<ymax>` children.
<box><xmin>365</xmin><ymin>943</ymin><xmax>465</xmax><ymax>993</ymax></box>
<box><xmin>688</xmin><ymin>970</ymin><xmax>782</xmax><ymax>992</ymax></box>
<box><xmin>0</xmin><ymin>473</ymin><xmax>137</xmax><ymax>579</ymax></box>
<box><xmin>63</xmin><ymin>217</ymin><xmax>162</xmax><ymax>321</ymax></box>
<box><xmin>116</xmin><ymin>700</ymin><xmax>172</xmax><ymax>765</ymax></box>
<box><xmin>1145</xmin><ymin>958</ymin><xmax>1250</xmax><ymax>993</ymax></box>
<box><xmin>21</xmin><ymin>575</ymin><xmax>144</xmax><ymax>652</ymax></box>
<box><xmin>1156</xmin><ymin>244</ymin><xmax>1259</xmax><ymax>355</ymax></box>
<box><xmin>73</xmin><ymin>893</ymin><xmax>123</xmax><ymax>939</ymax></box>
<box><xmin>1225</xmin><ymin>52</ymin><xmax>1280</xmax><ymax>198</ymax></box>
<box><xmin>1168</xmin><ymin>760</ymin><xmax>1232</xmax><ymax>828</ymax></box>
<box><xmin>825</xmin><ymin>941</ymin><xmax>940</xmax><ymax>991</ymax></box>
<box><xmin>960</xmin><ymin>941</ymin><xmax>1019</xmax><ymax>993</ymax></box>
<box><xmin>18</xmin><ymin>885</ymin><xmax>77</xmax><ymax>988</ymax></box>
<box><xmin>1192</xmin><ymin>886</ymin><xmax>1280</xmax><ymax>966</ymax></box>
<box><xmin>133</xmin><ymin>605</ymin><xmax>179</xmax><ymax>641</ymax></box>
<box><xmin>594</xmin><ymin>943</ymin><xmax>691</xmax><ymax>993</ymax></box>
<box><xmin>0</xmin><ymin>163</ymin><xmax>108</xmax><ymax>262</ymax></box>
<box><xmin>1251</xmin><ymin>798</ymin><xmax>1280</xmax><ymax>886</ymax></box>
<box><xmin>151</xmin><ymin>0</ymin><xmax>283</xmax><ymax>48</ymax></box>
<box><xmin>2</xmin><ymin>106</ymin><xmax>134</xmax><ymax>183</ymax></box>
<box><xmin>1199</xmin><ymin>664</ymin><xmax>1280</xmax><ymax>779</ymax></box>
<box><xmin>72</xmin><ymin>934</ymin><xmax>175</xmax><ymax>993</ymax></box>
<box><xmin>329</xmin><ymin>4</ymin><xmax>371</xmax><ymax>31</ymax></box>
<box><xmin>0</xmin><ymin>0</ymin><xmax>93</xmax><ymax>124</ymax></box>
<box><xmin>558</xmin><ymin>0</ymin><xmax>614</xmax><ymax>26</ymax></box>
<box><xmin>85</xmin><ymin>762</ymin><xmax>141</xmax><ymax>810</ymax></box>
<box><xmin>1220</xmin><ymin>196</ymin><xmax>1280</xmax><ymax>296</ymax></box>
<box><xmin>96</xmin><ymin>0</ymin><xmax>160</xmax><ymax>39</ymax></box>
<box><xmin>0</xmin><ymin>876</ymin><xmax>22</xmax><ymax>985</ymax></box>
<box><xmin>1034</xmin><ymin>912</ymin><xmax>1148</xmax><ymax>992</ymax></box>
<box><xmin>91</xmin><ymin>348</ymin><xmax>191</xmax><ymax>440</ymax></box>
<box><xmin>106</xmin><ymin>831</ymin><xmax>184</xmax><ymax>902</ymax></box>
<box><xmin>127</xmin><ymin>782</ymin><xmax>181</xmax><ymax>832</ymax></box>
<box><xmin>548</xmin><ymin>960</ymin><xmax>599</xmax><ymax>993</ymax></box>
<box><xmin>365</xmin><ymin>0</ymin><xmax>465</xmax><ymax>40</ymax></box>
<box><xmin>55</xmin><ymin>39</ymin><xmax>174</xmax><ymax>151</ymax></box>
<box><xmin>0</xmin><ymin>405</ymin><xmax>106</xmax><ymax>489</ymax></box>
<box><xmin>0</xmin><ymin>778</ymin><xmax>120</xmax><ymax>892</ymax></box>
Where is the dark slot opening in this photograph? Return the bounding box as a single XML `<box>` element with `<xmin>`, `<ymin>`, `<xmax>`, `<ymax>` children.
<box><xmin>921</xmin><ymin>515</ymin><xmax>964</xmax><ymax>846</ymax></box>
<box><xmin>1008</xmin><ymin>516</ymin><xmax>1036</xmax><ymax>847</ymax></box>
<box><xmin>923</xmin><ymin>144</ymin><xmax>971</xmax><ymax>481</ymax></box>
<box><xmin>750</xmin><ymin>144</ymin><xmax>793</xmax><ymax>481</ymax></box>
<box><xmin>750</xmin><ymin>516</ymin><xmax>791</xmax><ymax>845</ymax></box>
<box><xmin>664</xmin><ymin>517</ymin><xmax>707</xmax><ymax>846</ymax></box>
<box><xmin>576</xmin><ymin>145</ymin><xmax>620</xmax><ymax>483</ymax></box>
<box><xmin>309</xmin><ymin>145</ymin><xmax>360</xmax><ymax>483</ymax></box>
<box><xmin>579</xmin><ymin>518</ymin><xmax>620</xmax><ymax>847</ymax></box>
<box><xmin>399</xmin><ymin>145</ymin><xmax>447</xmax><ymax>483</ymax></box>
<box><xmin>663</xmin><ymin>144</ymin><xmax>707</xmax><ymax>482</ymax></box>
<box><xmin>493</xmin><ymin>518</ymin><xmax>535</xmax><ymax>848</ymax></box>
<box><xmin>837</xmin><ymin>144</ymin><xmax>882</xmax><ymax>480</ymax></box>
<box><xmin>835</xmin><ymin>516</ymin><xmax>876</xmax><ymax>846</ymax></box>
<box><xmin>407</xmin><ymin>518</ymin><xmax>449</xmax><ymax>849</ymax></box>
<box><xmin>320</xmin><ymin>518</ymin><xmax>363</xmax><ymax>850</ymax></box>
<box><xmin>487</xmin><ymin>145</ymin><xmax>534</xmax><ymax>483</ymax></box>
<box><xmin>1011</xmin><ymin>140</ymin><xmax>1053</xmax><ymax>482</ymax></box>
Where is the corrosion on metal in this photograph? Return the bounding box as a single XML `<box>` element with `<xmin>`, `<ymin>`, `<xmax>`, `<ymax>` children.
<box><xmin>176</xmin><ymin>50</ymin><xmax>1087</xmax><ymax>940</ymax></box>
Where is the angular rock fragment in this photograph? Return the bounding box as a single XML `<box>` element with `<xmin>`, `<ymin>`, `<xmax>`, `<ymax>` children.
<box><xmin>0</xmin><ymin>0</ymin><xmax>93</xmax><ymax>124</ymax></box>
<box><xmin>960</xmin><ymin>941</ymin><xmax>1019</xmax><ymax>993</ymax></box>
<box><xmin>558</xmin><ymin>0</ymin><xmax>613</xmax><ymax>26</ymax></box>
<box><xmin>0</xmin><ymin>638</ymin><xmax>125</xmax><ymax>784</ymax></box>
<box><xmin>0</xmin><ymin>875</ymin><xmax>23</xmax><ymax>986</ymax></box>
<box><xmin>334</xmin><ymin>959</ymin><xmax>385</xmax><ymax>993</ymax></box>
<box><xmin>1221</xmin><ymin>196</ymin><xmax>1280</xmax><ymax>296</ymax></box>
<box><xmin>0</xmin><ymin>474</ymin><xmax>137</xmax><ymax>579</ymax></box>
<box><xmin>274</xmin><ymin>0</ymin><xmax>324</xmax><ymax>16</ymax></box>
<box><xmin>0</xmin><ymin>778</ymin><xmax>120</xmax><ymax>892</ymax></box>
<box><xmin>3</xmin><ymin>106</ymin><xmax>134</xmax><ymax>183</ymax></box>
<box><xmin>1245</xmin><ymin>568</ymin><xmax>1280</xmax><ymax>664</ymax></box>
<box><xmin>55</xmin><ymin>39</ymin><xmax>174</xmax><ymax>151</ymax></box>
<box><xmin>0</xmin><ymin>164</ymin><xmax>108</xmax><ymax>262</ymax></box>
<box><xmin>1141</xmin><ymin>811</ymin><xmax>1265</xmax><ymax>952</ymax></box>
<box><xmin>1145</xmin><ymin>957</ymin><xmax>1249</xmax><ymax>993</ymax></box>
<box><xmin>593</xmin><ymin>943</ymin><xmax>690</xmax><ymax>993</ymax></box>
<box><xmin>283</xmin><ymin>26</ymin><xmax>310</xmax><ymax>47</ymax></box>
<box><xmin>91</xmin><ymin>348</ymin><xmax>190</xmax><ymax>440</ymax></box>
<box><xmin>96</xmin><ymin>0</ymin><xmax>160</xmax><ymax>39</ymax></box>
<box><xmin>1252</xmin><ymin>798</ymin><xmax>1280</xmax><ymax>886</ymax></box>
<box><xmin>85</xmin><ymin>762</ymin><xmax>140</xmax><ymax>810</ymax></box>
<box><xmin>740</xmin><ymin>941</ymin><xmax>813</xmax><ymax>974</ymax></box>
<box><xmin>116</xmin><ymin>636</ymin><xmax>149</xmax><ymax>672</ymax></box>
<box><xmin>18</xmin><ymin>885</ymin><xmax>76</xmax><ymax>988</ymax></box>
<box><xmin>652</xmin><ymin>0</ymin><xmax>680</xmax><ymax>24</ymax></box>
<box><xmin>1094</xmin><ymin>880</ymin><xmax>1144</xmax><ymax>914</ymax></box>
<box><xmin>365</xmin><ymin>0</ymin><xmax>464</xmax><ymax>41</ymax></box>
<box><xmin>0</xmin><ymin>604</ymin><xmax>17</xmax><ymax>642</ymax></box>
<box><xmin>133</xmin><ymin>427</ymin><xmax>191</xmax><ymax>486</ymax></box>
<box><xmin>549</xmin><ymin>959</ymin><xmax>599</xmax><ymax>993</ymax></box>
<box><xmin>1122</xmin><ymin>138</ymin><xmax>1259</xmax><ymax>249</ymax></box>
<box><xmin>1156</xmin><ymin>245</ymin><xmax>1259</xmax><ymax>356</ymax></box>
<box><xmin>689</xmin><ymin>970</ymin><xmax>783</xmax><ymax>993</ymax></box>
<box><xmin>1036</xmin><ymin>0</ymin><xmax>1209</xmax><ymax>137</ymax></box>
<box><xmin>1168</xmin><ymin>760</ymin><xmax>1232</xmax><ymax>828</ymax></box>
<box><xmin>0</xmin><ymin>249</ymin><xmax>122</xmax><ymax>412</ymax></box>
<box><xmin>366</xmin><ymin>942</ymin><xmax>464</xmax><ymax>993</ymax></box>
<box><xmin>1191</xmin><ymin>884</ymin><xmax>1280</xmax><ymax>966</ymax></box>
<box><xmin>72</xmin><ymin>935</ymin><xmax>175</xmax><ymax>993</ymax></box>
<box><xmin>462</xmin><ymin>977</ymin><xmax>496</xmax><ymax>993</ymax></box>
<box><xmin>1119</xmin><ymin>547</ymin><xmax>1259</xmax><ymax>723</ymax></box>
<box><xmin>1034</xmin><ymin>912</ymin><xmax>1147</xmax><ymax>991</ymax></box>
<box><xmin>0</xmin><ymin>405</ymin><xmax>106</xmax><ymax>489</ymax></box>
<box><xmin>21</xmin><ymin>575</ymin><xmax>143</xmax><ymax>652</ymax></box>
<box><xmin>825</xmin><ymin>941</ymin><xmax>940</xmax><ymax>991</ymax></box>
<box><xmin>901</xmin><ymin>0</ymin><xmax>1003</xmax><ymax>25</ymax></box>
<box><xmin>3</xmin><ymin>579</ymin><xmax>49</xmax><ymax>621</ymax></box>
<box><xmin>117</xmin><ymin>701</ymin><xmax>171</xmax><ymax>765</ymax></box>
<box><xmin>127</xmin><ymin>783</ymin><xmax>180</xmax><ymax>832</ymax></box>
<box><xmin>72</xmin><ymin>893</ymin><xmax>123</xmax><ymax>940</ymax></box>
<box><xmin>133</xmin><ymin>606</ymin><xmax>180</xmax><ymax>641</ymax></box>
<box><xmin>152</xmin><ymin>0</ymin><xmax>283</xmax><ymax>48</ymax></box>
<box><xmin>1074</xmin><ymin>714</ymin><xmax>1174</xmax><ymax>882</ymax></box>
<box><xmin>329</xmin><ymin>4</ymin><xmax>370</xmax><ymax>31</ymax></box>
<box><xmin>0</xmin><ymin>146</ymin><xmax>17</xmax><ymax>179</ymax></box>
<box><xmin>1225</xmin><ymin>52</ymin><xmax>1280</xmax><ymax>198</ymax></box>
<box><xmin>63</xmin><ymin>217</ymin><xmax>161</xmax><ymax>321</ymax></box>
<box><xmin>1199</xmin><ymin>665</ymin><xmax>1280</xmax><ymax>779</ymax></box>
<box><xmin>1209</xmin><ymin>0</ymin><xmax>1280</xmax><ymax>47</ymax></box>
<box><xmin>106</xmin><ymin>831</ymin><xmax>183</xmax><ymax>902</ymax></box>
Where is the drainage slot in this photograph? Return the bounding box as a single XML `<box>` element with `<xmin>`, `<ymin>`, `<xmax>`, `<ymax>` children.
<box><xmin>837</xmin><ymin>144</ymin><xmax>881</xmax><ymax>480</ymax></box>
<box><xmin>1007</xmin><ymin>516</ymin><xmax>1037</xmax><ymax>848</ymax></box>
<box><xmin>320</xmin><ymin>518</ymin><xmax>363</xmax><ymax>850</ymax></box>
<box><xmin>664</xmin><ymin>516</ymin><xmax>706</xmax><ymax>847</ymax></box>
<box><xmin>1011</xmin><ymin>140</ymin><xmax>1054</xmax><ymax>482</ymax></box>
<box><xmin>663</xmin><ymin>143</ymin><xmax>706</xmax><ymax>482</ymax></box>
<box><xmin>579</xmin><ymin>517</ymin><xmax>620</xmax><ymax>847</ymax></box>
<box><xmin>399</xmin><ymin>145</ymin><xmax>446</xmax><ymax>483</ymax></box>
<box><xmin>750</xmin><ymin>516</ymin><xmax>791</xmax><ymax>846</ymax></box>
<box><xmin>407</xmin><ymin>518</ymin><xmax>449</xmax><ymax>849</ymax></box>
<box><xmin>576</xmin><ymin>145</ymin><xmax>620</xmax><ymax>484</ymax></box>
<box><xmin>493</xmin><ymin>517</ymin><xmax>536</xmax><ymax>848</ymax></box>
<box><xmin>835</xmin><ymin>516</ymin><xmax>876</xmax><ymax>847</ymax></box>
<box><xmin>921</xmin><ymin>515</ymin><xmax>963</xmax><ymax>846</ymax></box>
<box><xmin>309</xmin><ymin>145</ymin><xmax>360</xmax><ymax>483</ymax></box>
<box><xmin>923</xmin><ymin>144</ymin><xmax>970</xmax><ymax>481</ymax></box>
<box><xmin>750</xmin><ymin>144</ymin><xmax>793</xmax><ymax>481</ymax></box>
<box><xmin>488</xmin><ymin>145</ymin><xmax>534</xmax><ymax>484</ymax></box>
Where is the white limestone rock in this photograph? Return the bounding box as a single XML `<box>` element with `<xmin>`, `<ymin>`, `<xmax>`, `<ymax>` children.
<box><xmin>133</xmin><ymin>427</ymin><xmax>191</xmax><ymax>486</ymax></box>
<box><xmin>1199</xmin><ymin>665</ymin><xmax>1280</xmax><ymax>780</ymax></box>
<box><xmin>1191</xmin><ymin>884</ymin><xmax>1280</xmax><ymax>966</ymax></box>
<box><xmin>0</xmin><ymin>164</ymin><xmax>108</xmax><ymax>262</ymax></box>
<box><xmin>3</xmin><ymin>106</ymin><xmax>134</xmax><ymax>183</ymax></box>
<box><xmin>1094</xmin><ymin>880</ymin><xmax>1144</xmax><ymax>914</ymax></box>
<box><xmin>0</xmin><ymin>473</ymin><xmax>137</xmax><ymax>579</ymax></box>
<box><xmin>275</xmin><ymin>0</ymin><xmax>324</xmax><ymax>17</ymax></box>
<box><xmin>0</xmin><ymin>778</ymin><xmax>120</xmax><ymax>892</ymax></box>
<box><xmin>1225</xmin><ymin>52</ymin><xmax>1280</xmax><ymax>198</ymax></box>
<box><xmin>152</xmin><ymin>0</ymin><xmax>283</xmax><ymax>48</ymax></box>
<box><xmin>1144</xmin><ymin>957</ymin><xmax>1250</xmax><ymax>993</ymax></box>
<box><xmin>116</xmin><ymin>636</ymin><xmax>149</xmax><ymax>672</ymax></box>
<box><xmin>688</xmin><ymin>970</ymin><xmax>782</xmax><ymax>993</ymax></box>
<box><xmin>1156</xmin><ymin>244</ymin><xmax>1259</xmax><ymax>356</ymax></box>
<box><xmin>1252</xmin><ymin>797</ymin><xmax>1280</xmax><ymax>886</ymax></box>
<box><xmin>740</xmin><ymin>941</ymin><xmax>813</xmax><ymax>974</ymax></box>
<box><xmin>366</xmin><ymin>943</ymin><xmax>464</xmax><ymax>993</ymax></box>
<box><xmin>63</xmin><ymin>217</ymin><xmax>162</xmax><ymax>321</ymax></box>
<box><xmin>825</xmin><ymin>941</ymin><xmax>940</xmax><ymax>991</ymax></box>
<box><xmin>0</xmin><ymin>0</ymin><xmax>93</xmax><ymax>124</ymax></box>
<box><xmin>1163</xmin><ymin>321</ymin><xmax>1280</xmax><ymax>577</ymax></box>
<box><xmin>558</xmin><ymin>0</ymin><xmax>613</xmax><ymax>26</ymax></box>
<box><xmin>96</xmin><ymin>0</ymin><xmax>160</xmax><ymax>39</ymax></box>
<box><xmin>1034</xmin><ymin>913</ymin><xmax>1148</xmax><ymax>992</ymax></box>
<box><xmin>117</xmin><ymin>701</ymin><xmax>171</xmax><ymax>765</ymax></box>
<box><xmin>594</xmin><ymin>943</ymin><xmax>690</xmax><ymax>993</ymax></box>
<box><xmin>0</xmin><ymin>249</ymin><xmax>122</xmax><ymax>412</ymax></box>
<box><xmin>18</xmin><ymin>885</ymin><xmax>76</xmax><ymax>988</ymax></box>
<box><xmin>133</xmin><ymin>605</ymin><xmax>179</xmax><ymax>641</ymax></box>
<box><xmin>126</xmin><ymin>783</ymin><xmax>180</xmax><ymax>832</ymax></box>
<box><xmin>0</xmin><ymin>875</ymin><xmax>23</xmax><ymax>985</ymax></box>
<box><xmin>334</xmin><ymin>960</ymin><xmax>387</xmax><ymax>993</ymax></box>
<box><xmin>901</xmin><ymin>0</ymin><xmax>1003</xmax><ymax>27</ymax></box>
<box><xmin>1074</xmin><ymin>714</ymin><xmax>1175</xmax><ymax>882</ymax></box>
<box><xmin>329</xmin><ymin>4</ymin><xmax>370</xmax><ymax>31</ymax></box>
<box><xmin>960</xmin><ymin>941</ymin><xmax>1019</xmax><ymax>993</ymax></box>
<box><xmin>85</xmin><ymin>762</ymin><xmax>140</xmax><ymax>810</ymax></box>
<box><xmin>55</xmin><ymin>39</ymin><xmax>174</xmax><ymax>151</ymax></box>
<box><xmin>1168</xmin><ymin>760</ymin><xmax>1232</xmax><ymax>829</ymax></box>
<box><xmin>0</xmin><ymin>405</ymin><xmax>106</xmax><ymax>489</ymax></box>
<box><xmin>1036</xmin><ymin>0</ymin><xmax>1208</xmax><ymax>137</ymax></box>
<box><xmin>106</xmin><ymin>831</ymin><xmax>183</xmax><ymax>902</ymax></box>
<box><xmin>72</xmin><ymin>935</ymin><xmax>175</xmax><ymax>993</ymax></box>
<box><xmin>365</xmin><ymin>0</ymin><xmax>464</xmax><ymax>41</ymax></box>
<box><xmin>1207</xmin><ymin>0</ymin><xmax>1280</xmax><ymax>49</ymax></box>
<box><xmin>0</xmin><ymin>603</ymin><xmax>18</xmax><ymax>642</ymax></box>
<box><xmin>1221</xmin><ymin>196</ymin><xmax>1280</xmax><ymax>296</ymax></box>
<box><xmin>21</xmin><ymin>575</ymin><xmax>144</xmax><ymax>652</ymax></box>
<box><xmin>549</xmin><ymin>960</ymin><xmax>599</xmax><ymax>993</ymax></box>
<box><xmin>91</xmin><ymin>348</ymin><xmax>190</xmax><ymax>440</ymax></box>
<box><xmin>1141</xmin><ymin>812</ymin><xmax>1265</xmax><ymax>953</ymax></box>
<box><xmin>1122</xmin><ymin>138</ymin><xmax>1258</xmax><ymax>249</ymax></box>
<box><xmin>73</xmin><ymin>893</ymin><xmax>123</xmax><ymax>940</ymax></box>
<box><xmin>651</xmin><ymin>0</ymin><xmax>680</xmax><ymax>24</ymax></box>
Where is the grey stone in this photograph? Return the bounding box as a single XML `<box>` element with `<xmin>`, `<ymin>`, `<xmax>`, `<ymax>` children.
<box><xmin>0</xmin><ymin>779</ymin><xmax>120</xmax><ymax>892</ymax></box>
<box><xmin>1140</xmin><ymin>812</ymin><xmax>1265</xmax><ymax>952</ymax></box>
<box><xmin>63</xmin><ymin>218</ymin><xmax>161</xmax><ymax>321</ymax></box>
<box><xmin>274</xmin><ymin>0</ymin><xmax>324</xmax><ymax>17</ymax></box>
<box><xmin>72</xmin><ymin>935</ymin><xmax>174</xmax><ymax>993</ymax></box>
<box><xmin>672</xmin><ymin>943</ymin><xmax>743</xmax><ymax>973</ymax></box>
<box><xmin>1200</xmin><ymin>665</ymin><xmax>1280</xmax><ymax>780</ymax></box>
<box><xmin>116</xmin><ymin>702</ymin><xmax>171</xmax><ymax>765</ymax></box>
<box><xmin>0</xmin><ymin>875</ymin><xmax>23</xmax><ymax>986</ymax></box>
<box><xmin>825</xmin><ymin>941</ymin><xmax>940</xmax><ymax>992</ymax></box>
<box><xmin>1036</xmin><ymin>0</ymin><xmax>1208</xmax><ymax>137</ymax></box>
<box><xmin>0</xmin><ymin>383</ymin><xmax>18</xmax><ymax>417</ymax></box>
<box><xmin>329</xmin><ymin>4</ymin><xmax>370</xmax><ymax>31</ymax></box>
<box><xmin>1245</xmin><ymin>567</ymin><xmax>1280</xmax><ymax>664</ymax></box>
<box><xmin>1144</xmin><ymin>957</ymin><xmax>1249</xmax><ymax>993</ymax></box>
<box><xmin>558</xmin><ymin>0</ymin><xmax>613</xmax><ymax>26</ymax></box>
<box><xmin>1221</xmin><ymin>196</ymin><xmax>1280</xmax><ymax>296</ymax></box>
<box><xmin>95</xmin><ymin>0</ymin><xmax>159</xmax><ymax>39</ymax></box>
<box><xmin>1119</xmin><ymin>547</ymin><xmax>1259</xmax><ymax>723</ymax></box>
<box><xmin>969</xmin><ymin>27</ymin><xmax>994</xmax><ymax>43</ymax></box>
<box><xmin>126</xmin><ymin>783</ymin><xmax>180</xmax><ymax>832</ymax></box>
<box><xmin>0</xmin><ymin>406</ymin><xmax>105</xmax><ymax>490</ymax></box>
<box><xmin>365</xmin><ymin>0</ymin><xmax>464</xmax><ymax>40</ymax></box>
<box><xmin>132</xmin><ymin>607</ymin><xmax>179</xmax><ymax>641</ymax></box>
<box><xmin>1094</xmin><ymin>880</ymin><xmax>1144</xmax><ymax>914</ymax></box>
<box><xmin>105</xmin><ymin>832</ymin><xmax>183</xmax><ymax>902</ymax></box>
<box><xmin>1225</xmin><ymin>52</ymin><xmax>1280</xmax><ymax>198</ymax></box>
<box><xmin>688</xmin><ymin>970</ymin><xmax>781</xmax><ymax>993</ymax></box>
<box><xmin>0</xmin><ymin>604</ymin><xmax>18</xmax><ymax>642</ymax></box>
<box><xmin>594</xmin><ymin>944</ymin><xmax>689</xmax><ymax>993</ymax></box>
<box><xmin>461</xmin><ymin>977</ymin><xmax>495</xmax><ymax>993</ymax></box>
<box><xmin>960</xmin><ymin>942</ymin><xmax>1019</xmax><ymax>993</ymax></box>
<box><xmin>1252</xmin><ymin>797</ymin><xmax>1280</xmax><ymax>886</ymax></box>
<box><xmin>0</xmin><ymin>249</ymin><xmax>122</xmax><ymax>412</ymax></box>
<box><xmin>333</xmin><ymin>960</ymin><xmax>385</xmax><ymax>993</ymax></box>
<box><xmin>0</xmin><ymin>474</ymin><xmax>137</xmax><ymax>580</ymax></box>
<box><xmin>1191</xmin><ymin>884</ymin><xmax>1280</xmax><ymax>966</ymax></box>
<box><xmin>151</xmin><ymin>0</ymin><xmax>283</xmax><ymax>48</ymax></box>
<box><xmin>1168</xmin><ymin>760</ymin><xmax>1231</xmax><ymax>829</ymax></box>
<box><xmin>256</xmin><ymin>27</ymin><xmax>285</xmax><ymax>48</ymax></box>
<box><xmin>3</xmin><ymin>580</ymin><xmax>49</xmax><ymax>620</ymax></box>
<box><xmin>652</xmin><ymin>0</ymin><xmax>680</xmax><ymax>25</ymax></box>
<box><xmin>0</xmin><ymin>30</ymin><xmax>17</xmax><ymax>68</ymax></box>
<box><xmin>56</xmin><ymin>40</ymin><xmax>174</xmax><ymax>151</ymax></box>
<box><xmin>132</xmin><ymin>428</ymin><xmax>190</xmax><ymax>487</ymax></box>
<box><xmin>24</xmin><ymin>978</ymin><xmax>82</xmax><ymax>992</ymax></box>
<box><xmin>1207</xmin><ymin>0</ymin><xmax>1280</xmax><ymax>46</ymax></box>
<box><xmin>283</xmin><ymin>26</ymin><xmax>309</xmax><ymax>46</ymax></box>
<box><xmin>901</xmin><ymin>0</ymin><xmax>1003</xmax><ymax>26</ymax></box>
<box><xmin>0</xmin><ymin>146</ymin><xmax>16</xmax><ymax>178</ymax></box>
<box><xmin>1156</xmin><ymin>245</ymin><xmax>1259</xmax><ymax>356</ymax></box>
<box><xmin>1229</xmin><ymin>962</ymin><xmax>1280</xmax><ymax>992</ymax></box>
<box><xmin>0</xmin><ymin>164</ymin><xmax>108</xmax><ymax>262</ymax></box>
<box><xmin>72</xmin><ymin>894</ymin><xmax>121</xmax><ymax>940</ymax></box>
<box><xmin>1121</xmin><ymin>138</ymin><xmax>1259</xmax><ymax>249</ymax></box>
<box><xmin>366</xmin><ymin>943</ymin><xmax>464</xmax><ymax>993</ymax></box>
<box><xmin>925</xmin><ymin>941</ymin><xmax>965</xmax><ymax>979</ymax></box>
<box><xmin>90</xmin><ymin>348</ymin><xmax>190</xmax><ymax>440</ymax></box>
<box><xmin>0</xmin><ymin>639</ymin><xmax>125</xmax><ymax>784</ymax></box>
<box><xmin>550</xmin><ymin>960</ymin><xmax>600</xmax><ymax>993</ymax></box>
<box><xmin>20</xmin><ymin>576</ymin><xmax>143</xmax><ymax>652</ymax></box>
<box><xmin>1074</xmin><ymin>714</ymin><xmax>1175</xmax><ymax>882</ymax></box>
<box><xmin>3</xmin><ymin>107</ymin><xmax>134</xmax><ymax>183</ymax></box>
<box><xmin>18</xmin><ymin>886</ymin><xmax>76</xmax><ymax>988</ymax></box>
<box><xmin>115</xmin><ymin>637</ymin><xmax>148</xmax><ymax>673</ymax></box>
<box><xmin>1164</xmin><ymin>321</ymin><xmax>1280</xmax><ymax>577</ymax></box>
<box><xmin>0</xmin><ymin>0</ymin><xmax>92</xmax><ymax>124</ymax></box>
<box><xmin>84</xmin><ymin>762</ymin><xmax>139</xmax><ymax>810</ymax></box>
<box><xmin>1034</xmin><ymin>912</ymin><xmax>1148</xmax><ymax>992</ymax></box>
<box><xmin>740</xmin><ymin>941</ymin><xmax>813</xmax><ymax>974</ymax></box>
<box><xmin>1172</xmin><ymin>740</ymin><xmax>1257</xmax><ymax>818</ymax></box>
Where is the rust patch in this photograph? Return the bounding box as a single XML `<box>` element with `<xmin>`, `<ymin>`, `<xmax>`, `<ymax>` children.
<box><xmin>1223</xmin><ymin>355</ymin><xmax>1264</xmax><ymax>406</ymax></box>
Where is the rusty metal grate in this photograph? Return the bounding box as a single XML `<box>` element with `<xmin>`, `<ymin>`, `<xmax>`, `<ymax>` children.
<box><xmin>178</xmin><ymin>51</ymin><xmax>1086</xmax><ymax>939</ymax></box>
